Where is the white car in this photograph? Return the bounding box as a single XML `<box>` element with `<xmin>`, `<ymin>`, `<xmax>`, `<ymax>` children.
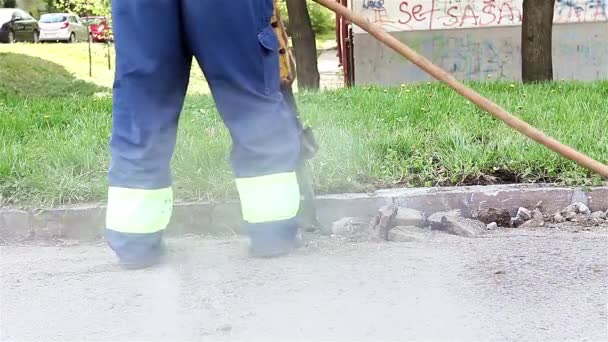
<box><xmin>38</xmin><ymin>13</ymin><xmax>88</xmax><ymax>43</ymax></box>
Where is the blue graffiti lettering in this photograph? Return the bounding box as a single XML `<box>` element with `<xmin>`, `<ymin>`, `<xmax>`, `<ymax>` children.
<box><xmin>363</xmin><ymin>0</ymin><xmax>385</xmax><ymax>10</ymax></box>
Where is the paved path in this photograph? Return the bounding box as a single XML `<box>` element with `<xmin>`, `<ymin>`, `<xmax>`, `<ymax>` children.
<box><xmin>1</xmin><ymin>229</ymin><xmax>607</xmax><ymax>341</ymax></box>
<box><xmin>293</xmin><ymin>48</ymin><xmax>342</xmax><ymax>91</ymax></box>
<box><xmin>317</xmin><ymin>48</ymin><xmax>343</xmax><ymax>90</ymax></box>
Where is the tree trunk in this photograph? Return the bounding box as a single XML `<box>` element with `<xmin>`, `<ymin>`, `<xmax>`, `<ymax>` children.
<box><xmin>521</xmin><ymin>0</ymin><xmax>555</xmax><ymax>83</ymax></box>
<box><xmin>285</xmin><ymin>0</ymin><xmax>320</xmax><ymax>90</ymax></box>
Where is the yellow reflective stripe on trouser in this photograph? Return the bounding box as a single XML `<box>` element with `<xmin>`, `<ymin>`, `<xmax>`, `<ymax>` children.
<box><xmin>106</xmin><ymin>187</ymin><xmax>173</xmax><ymax>234</ymax></box>
<box><xmin>235</xmin><ymin>172</ymin><xmax>300</xmax><ymax>223</ymax></box>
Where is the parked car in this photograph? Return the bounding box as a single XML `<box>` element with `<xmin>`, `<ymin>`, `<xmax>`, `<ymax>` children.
<box><xmin>82</xmin><ymin>16</ymin><xmax>112</xmax><ymax>42</ymax></box>
<box><xmin>0</xmin><ymin>8</ymin><xmax>40</xmax><ymax>43</ymax></box>
<box><xmin>38</xmin><ymin>13</ymin><xmax>88</xmax><ymax>43</ymax></box>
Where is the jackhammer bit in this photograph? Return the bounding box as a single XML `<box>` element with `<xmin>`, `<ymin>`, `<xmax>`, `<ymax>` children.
<box><xmin>272</xmin><ymin>3</ymin><xmax>321</xmax><ymax>232</ymax></box>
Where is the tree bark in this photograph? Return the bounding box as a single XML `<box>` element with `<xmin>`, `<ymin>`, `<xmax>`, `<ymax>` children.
<box><xmin>285</xmin><ymin>0</ymin><xmax>320</xmax><ymax>90</ymax></box>
<box><xmin>521</xmin><ymin>0</ymin><xmax>555</xmax><ymax>83</ymax></box>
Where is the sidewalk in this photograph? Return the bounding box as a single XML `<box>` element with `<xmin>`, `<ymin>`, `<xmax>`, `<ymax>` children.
<box><xmin>293</xmin><ymin>47</ymin><xmax>343</xmax><ymax>91</ymax></box>
<box><xmin>318</xmin><ymin>47</ymin><xmax>343</xmax><ymax>90</ymax></box>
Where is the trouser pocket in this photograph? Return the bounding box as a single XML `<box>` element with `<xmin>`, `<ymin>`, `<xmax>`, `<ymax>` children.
<box><xmin>257</xmin><ymin>24</ymin><xmax>281</xmax><ymax>95</ymax></box>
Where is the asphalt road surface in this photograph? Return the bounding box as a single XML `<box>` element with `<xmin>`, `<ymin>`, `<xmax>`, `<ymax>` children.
<box><xmin>1</xmin><ymin>228</ymin><xmax>607</xmax><ymax>341</ymax></box>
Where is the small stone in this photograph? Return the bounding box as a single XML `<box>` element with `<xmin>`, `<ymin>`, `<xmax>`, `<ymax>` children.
<box><xmin>331</xmin><ymin>217</ymin><xmax>354</xmax><ymax>235</ymax></box>
<box><xmin>511</xmin><ymin>207</ymin><xmax>533</xmax><ymax>227</ymax></box>
<box><xmin>532</xmin><ymin>209</ymin><xmax>544</xmax><ymax>221</ymax></box>
<box><xmin>520</xmin><ymin>219</ymin><xmax>545</xmax><ymax>228</ymax></box>
<box><xmin>561</xmin><ymin>204</ymin><xmax>579</xmax><ymax>220</ymax></box>
<box><xmin>393</xmin><ymin>208</ymin><xmax>427</xmax><ymax>227</ymax></box>
<box><xmin>517</xmin><ymin>207</ymin><xmax>532</xmax><ymax>221</ymax></box>
<box><xmin>564</xmin><ymin>204</ymin><xmax>576</xmax><ymax>212</ymax></box>
<box><xmin>428</xmin><ymin>210</ymin><xmax>461</xmax><ymax>228</ymax></box>
<box><xmin>553</xmin><ymin>212</ymin><xmax>566</xmax><ymax>223</ymax></box>
<box><xmin>476</xmin><ymin>208</ymin><xmax>511</xmax><ymax>227</ymax></box>
<box><xmin>511</xmin><ymin>217</ymin><xmax>524</xmax><ymax>228</ymax></box>
<box><xmin>486</xmin><ymin>222</ymin><xmax>498</xmax><ymax>230</ymax></box>
<box><xmin>591</xmin><ymin>211</ymin><xmax>606</xmax><ymax>220</ymax></box>
<box><xmin>563</xmin><ymin>202</ymin><xmax>591</xmax><ymax>216</ymax></box>
<box><xmin>330</xmin><ymin>217</ymin><xmax>368</xmax><ymax>236</ymax></box>
<box><xmin>428</xmin><ymin>210</ymin><xmax>483</xmax><ymax>237</ymax></box>
<box><xmin>387</xmin><ymin>226</ymin><xmax>427</xmax><ymax>242</ymax></box>
<box><xmin>564</xmin><ymin>211</ymin><xmax>578</xmax><ymax>221</ymax></box>
<box><xmin>575</xmin><ymin>202</ymin><xmax>591</xmax><ymax>215</ymax></box>
<box><xmin>571</xmin><ymin>215</ymin><xmax>587</xmax><ymax>223</ymax></box>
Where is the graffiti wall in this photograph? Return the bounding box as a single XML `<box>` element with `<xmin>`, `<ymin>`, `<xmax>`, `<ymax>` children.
<box><xmin>352</xmin><ymin>0</ymin><xmax>608</xmax><ymax>83</ymax></box>
<box><xmin>354</xmin><ymin>0</ymin><xmax>607</xmax><ymax>32</ymax></box>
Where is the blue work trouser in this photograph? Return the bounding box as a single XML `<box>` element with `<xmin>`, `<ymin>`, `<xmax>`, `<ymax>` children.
<box><xmin>106</xmin><ymin>0</ymin><xmax>301</xmax><ymax>263</ymax></box>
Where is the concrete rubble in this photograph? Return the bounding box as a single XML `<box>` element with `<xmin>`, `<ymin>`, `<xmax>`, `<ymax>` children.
<box><xmin>329</xmin><ymin>217</ymin><xmax>369</xmax><ymax>236</ymax></box>
<box><xmin>387</xmin><ymin>226</ymin><xmax>429</xmax><ymax>242</ymax></box>
<box><xmin>371</xmin><ymin>204</ymin><xmax>399</xmax><ymax>241</ymax></box>
<box><xmin>393</xmin><ymin>208</ymin><xmax>427</xmax><ymax>227</ymax></box>
<box><xmin>517</xmin><ymin>207</ymin><xmax>532</xmax><ymax>221</ymax></box>
<box><xmin>329</xmin><ymin>199</ymin><xmax>608</xmax><ymax>242</ymax></box>
<box><xmin>331</xmin><ymin>206</ymin><xmax>486</xmax><ymax>241</ymax></box>
<box><xmin>428</xmin><ymin>210</ymin><xmax>485</xmax><ymax>237</ymax></box>
<box><xmin>486</xmin><ymin>222</ymin><xmax>498</xmax><ymax>230</ymax></box>
<box><xmin>591</xmin><ymin>211</ymin><xmax>607</xmax><ymax>221</ymax></box>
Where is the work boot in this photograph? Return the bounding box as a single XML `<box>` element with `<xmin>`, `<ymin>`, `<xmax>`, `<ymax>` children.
<box><xmin>247</xmin><ymin>220</ymin><xmax>301</xmax><ymax>258</ymax></box>
<box><xmin>105</xmin><ymin>230</ymin><xmax>167</xmax><ymax>270</ymax></box>
<box><xmin>249</xmin><ymin>233</ymin><xmax>302</xmax><ymax>258</ymax></box>
<box><xmin>119</xmin><ymin>243</ymin><xmax>167</xmax><ymax>270</ymax></box>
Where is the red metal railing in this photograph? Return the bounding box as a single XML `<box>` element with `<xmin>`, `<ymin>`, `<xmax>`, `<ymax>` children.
<box><xmin>336</xmin><ymin>0</ymin><xmax>354</xmax><ymax>86</ymax></box>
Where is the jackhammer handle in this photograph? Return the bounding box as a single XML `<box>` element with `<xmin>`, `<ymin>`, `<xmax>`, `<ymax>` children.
<box><xmin>314</xmin><ymin>0</ymin><xmax>608</xmax><ymax>179</ymax></box>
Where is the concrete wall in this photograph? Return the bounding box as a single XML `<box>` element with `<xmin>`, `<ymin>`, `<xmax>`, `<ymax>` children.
<box><xmin>352</xmin><ymin>0</ymin><xmax>608</xmax><ymax>84</ymax></box>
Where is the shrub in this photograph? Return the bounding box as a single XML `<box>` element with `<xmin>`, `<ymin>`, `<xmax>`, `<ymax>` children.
<box><xmin>278</xmin><ymin>0</ymin><xmax>336</xmax><ymax>35</ymax></box>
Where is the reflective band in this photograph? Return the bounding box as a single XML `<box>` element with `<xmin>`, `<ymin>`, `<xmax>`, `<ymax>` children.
<box><xmin>106</xmin><ymin>187</ymin><xmax>173</xmax><ymax>234</ymax></box>
<box><xmin>235</xmin><ymin>172</ymin><xmax>300</xmax><ymax>223</ymax></box>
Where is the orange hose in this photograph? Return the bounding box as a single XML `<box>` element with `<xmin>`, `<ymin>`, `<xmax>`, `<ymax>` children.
<box><xmin>314</xmin><ymin>0</ymin><xmax>608</xmax><ymax>178</ymax></box>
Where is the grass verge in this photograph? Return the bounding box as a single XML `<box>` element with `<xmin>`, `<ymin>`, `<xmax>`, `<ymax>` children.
<box><xmin>0</xmin><ymin>43</ymin><xmax>209</xmax><ymax>94</ymax></box>
<box><xmin>1</xmin><ymin>80</ymin><xmax>607</xmax><ymax>208</ymax></box>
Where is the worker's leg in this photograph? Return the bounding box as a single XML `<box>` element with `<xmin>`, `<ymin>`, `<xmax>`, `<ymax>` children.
<box><xmin>106</xmin><ymin>0</ymin><xmax>191</xmax><ymax>268</ymax></box>
<box><xmin>182</xmin><ymin>0</ymin><xmax>302</xmax><ymax>256</ymax></box>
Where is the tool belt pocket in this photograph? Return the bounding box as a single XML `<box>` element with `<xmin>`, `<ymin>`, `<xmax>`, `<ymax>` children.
<box><xmin>258</xmin><ymin>24</ymin><xmax>281</xmax><ymax>95</ymax></box>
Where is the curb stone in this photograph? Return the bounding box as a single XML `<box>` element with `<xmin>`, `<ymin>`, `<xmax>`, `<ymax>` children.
<box><xmin>1</xmin><ymin>184</ymin><xmax>607</xmax><ymax>242</ymax></box>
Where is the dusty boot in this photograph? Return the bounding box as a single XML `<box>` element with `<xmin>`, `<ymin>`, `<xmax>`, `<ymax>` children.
<box><xmin>105</xmin><ymin>230</ymin><xmax>167</xmax><ymax>270</ymax></box>
<box><xmin>247</xmin><ymin>220</ymin><xmax>301</xmax><ymax>258</ymax></box>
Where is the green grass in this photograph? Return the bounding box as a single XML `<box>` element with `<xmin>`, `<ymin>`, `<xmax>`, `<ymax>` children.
<box><xmin>0</xmin><ymin>52</ymin><xmax>104</xmax><ymax>98</ymax></box>
<box><xmin>1</xmin><ymin>77</ymin><xmax>607</xmax><ymax>207</ymax></box>
<box><xmin>0</xmin><ymin>43</ymin><xmax>210</xmax><ymax>94</ymax></box>
<box><xmin>0</xmin><ymin>43</ymin><xmax>117</xmax><ymax>90</ymax></box>
<box><xmin>1</xmin><ymin>42</ymin><xmax>606</xmax><ymax>207</ymax></box>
